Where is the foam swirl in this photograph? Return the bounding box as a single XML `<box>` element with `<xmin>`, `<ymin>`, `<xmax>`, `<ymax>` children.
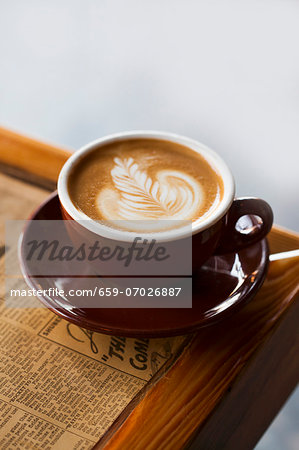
<box><xmin>96</xmin><ymin>157</ymin><xmax>204</xmax><ymax>228</ymax></box>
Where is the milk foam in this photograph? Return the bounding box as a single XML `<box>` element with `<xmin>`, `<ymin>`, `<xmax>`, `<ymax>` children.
<box><xmin>96</xmin><ymin>157</ymin><xmax>207</xmax><ymax>229</ymax></box>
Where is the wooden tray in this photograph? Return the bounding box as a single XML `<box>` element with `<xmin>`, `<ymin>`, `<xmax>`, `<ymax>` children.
<box><xmin>0</xmin><ymin>127</ymin><xmax>298</xmax><ymax>450</ymax></box>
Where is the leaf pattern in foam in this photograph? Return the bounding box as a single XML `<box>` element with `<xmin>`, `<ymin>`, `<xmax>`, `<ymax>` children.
<box><xmin>110</xmin><ymin>157</ymin><xmax>202</xmax><ymax>220</ymax></box>
<box><xmin>111</xmin><ymin>158</ymin><xmax>166</xmax><ymax>218</ymax></box>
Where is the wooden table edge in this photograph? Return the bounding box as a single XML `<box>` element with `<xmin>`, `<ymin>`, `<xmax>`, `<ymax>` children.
<box><xmin>186</xmin><ymin>294</ymin><xmax>299</xmax><ymax>450</ymax></box>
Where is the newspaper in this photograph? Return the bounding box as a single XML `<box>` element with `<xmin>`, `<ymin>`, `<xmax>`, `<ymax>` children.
<box><xmin>0</xmin><ymin>273</ymin><xmax>187</xmax><ymax>449</ymax></box>
<box><xmin>0</xmin><ymin>174</ymin><xmax>189</xmax><ymax>449</ymax></box>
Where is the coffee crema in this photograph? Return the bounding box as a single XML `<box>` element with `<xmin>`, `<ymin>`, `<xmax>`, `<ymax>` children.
<box><xmin>68</xmin><ymin>138</ymin><xmax>224</xmax><ymax>232</ymax></box>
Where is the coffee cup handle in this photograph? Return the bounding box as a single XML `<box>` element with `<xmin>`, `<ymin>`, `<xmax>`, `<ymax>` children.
<box><xmin>214</xmin><ymin>197</ymin><xmax>273</xmax><ymax>254</ymax></box>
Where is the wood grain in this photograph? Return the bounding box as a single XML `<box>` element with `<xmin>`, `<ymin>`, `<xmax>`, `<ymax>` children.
<box><xmin>0</xmin><ymin>126</ymin><xmax>70</xmax><ymax>184</ymax></box>
<box><xmin>187</xmin><ymin>298</ymin><xmax>299</xmax><ymax>450</ymax></box>
<box><xmin>268</xmin><ymin>224</ymin><xmax>299</xmax><ymax>253</ymax></box>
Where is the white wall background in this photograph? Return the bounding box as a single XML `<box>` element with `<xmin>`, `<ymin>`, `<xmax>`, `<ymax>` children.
<box><xmin>0</xmin><ymin>1</ymin><xmax>298</xmax><ymax>448</ymax></box>
<box><xmin>0</xmin><ymin>0</ymin><xmax>298</xmax><ymax>230</ymax></box>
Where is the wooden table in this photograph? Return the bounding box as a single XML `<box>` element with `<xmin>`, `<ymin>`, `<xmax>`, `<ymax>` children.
<box><xmin>0</xmin><ymin>127</ymin><xmax>298</xmax><ymax>450</ymax></box>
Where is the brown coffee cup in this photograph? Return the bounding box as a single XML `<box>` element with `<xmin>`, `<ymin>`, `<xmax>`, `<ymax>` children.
<box><xmin>57</xmin><ymin>131</ymin><xmax>273</xmax><ymax>271</ymax></box>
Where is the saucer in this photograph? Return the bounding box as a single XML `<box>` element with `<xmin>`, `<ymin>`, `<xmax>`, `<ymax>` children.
<box><xmin>19</xmin><ymin>192</ymin><xmax>269</xmax><ymax>337</ymax></box>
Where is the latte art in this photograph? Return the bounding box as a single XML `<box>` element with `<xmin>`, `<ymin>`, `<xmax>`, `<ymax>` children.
<box><xmin>68</xmin><ymin>137</ymin><xmax>224</xmax><ymax>233</ymax></box>
<box><xmin>97</xmin><ymin>157</ymin><xmax>204</xmax><ymax>222</ymax></box>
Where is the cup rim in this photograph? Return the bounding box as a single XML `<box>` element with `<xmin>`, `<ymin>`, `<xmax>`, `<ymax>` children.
<box><xmin>57</xmin><ymin>130</ymin><xmax>235</xmax><ymax>242</ymax></box>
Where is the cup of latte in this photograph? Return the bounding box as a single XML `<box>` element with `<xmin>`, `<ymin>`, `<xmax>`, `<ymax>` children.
<box><xmin>57</xmin><ymin>131</ymin><xmax>273</xmax><ymax>272</ymax></box>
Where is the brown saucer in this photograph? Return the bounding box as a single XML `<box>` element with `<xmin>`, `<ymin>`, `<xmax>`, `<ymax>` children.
<box><xmin>19</xmin><ymin>192</ymin><xmax>269</xmax><ymax>337</ymax></box>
